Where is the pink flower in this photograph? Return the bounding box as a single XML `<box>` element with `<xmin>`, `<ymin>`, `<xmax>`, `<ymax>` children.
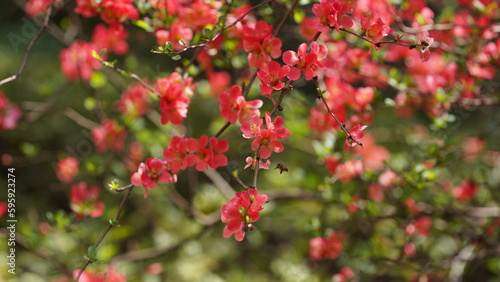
<box><xmin>361</xmin><ymin>16</ymin><xmax>392</xmax><ymax>43</ymax></box>
<box><xmin>56</xmin><ymin>157</ymin><xmax>79</xmax><ymax>184</ymax></box>
<box><xmin>333</xmin><ymin>267</ymin><xmax>355</xmax><ymax>282</ymax></box>
<box><xmin>0</xmin><ymin>91</ymin><xmax>22</xmax><ymax>130</ymax></box>
<box><xmin>244</xmin><ymin>157</ymin><xmax>271</xmax><ymax>170</ymax></box>
<box><xmin>404</xmin><ymin>242</ymin><xmax>416</xmax><ymax>257</ymax></box>
<box><xmin>221</xmin><ymin>189</ymin><xmax>268</xmax><ymax>241</ymax></box>
<box><xmin>218</xmin><ymin>85</ymin><xmax>262</xmax><ymax>124</ymax></box>
<box><xmin>240</xmin><ymin>115</ymin><xmax>263</xmax><ymax>139</ymax></box>
<box><xmin>406</xmin><ymin>216</ymin><xmax>432</xmax><ymax>237</ymax></box>
<box><xmin>70</xmin><ymin>182</ymin><xmax>105</xmax><ymax>220</ymax></box>
<box><xmin>168</xmin><ymin>23</ymin><xmax>193</xmax><ymax>50</ymax></box>
<box><xmin>336</xmin><ymin>160</ymin><xmax>363</xmax><ymax>182</ymax></box>
<box><xmin>257</xmin><ymin>61</ymin><xmax>291</xmax><ymax>97</ymax></box>
<box><xmin>378</xmin><ymin>170</ymin><xmax>397</xmax><ymax>188</ymax></box>
<box><xmin>416</xmin><ymin>32</ymin><xmax>434</xmax><ymax>62</ymax></box>
<box><xmin>91</xmin><ymin>120</ymin><xmax>127</xmax><ymax>152</ymax></box>
<box><xmin>345</xmin><ymin>124</ymin><xmax>367</xmax><ymax>150</ymax></box>
<box><xmin>131</xmin><ymin>158</ymin><xmax>176</xmax><ymax>198</ymax></box>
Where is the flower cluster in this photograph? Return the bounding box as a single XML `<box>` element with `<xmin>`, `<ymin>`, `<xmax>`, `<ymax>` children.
<box><xmin>91</xmin><ymin>119</ymin><xmax>127</xmax><ymax>152</ymax></box>
<box><xmin>75</xmin><ymin>0</ymin><xmax>139</xmax><ymax>25</ymax></box>
<box><xmin>309</xmin><ymin>0</ymin><xmax>353</xmax><ymax>32</ymax></box>
<box><xmin>70</xmin><ymin>182</ymin><xmax>104</xmax><ymax>221</ymax></box>
<box><xmin>131</xmin><ymin>158</ymin><xmax>177</xmax><ymax>198</ymax></box>
<box><xmin>241</xmin><ymin>112</ymin><xmax>290</xmax><ymax>163</ymax></box>
<box><xmin>131</xmin><ymin>135</ymin><xmax>229</xmax><ymax>197</ymax></box>
<box><xmin>56</xmin><ymin>157</ymin><xmax>79</xmax><ymax>184</ymax></box>
<box><xmin>154</xmin><ymin>73</ymin><xmax>196</xmax><ymax>125</ymax></box>
<box><xmin>116</xmin><ymin>82</ymin><xmax>150</xmax><ymax>118</ymax></box>
<box><xmin>218</xmin><ymin>85</ymin><xmax>263</xmax><ymax>124</ymax></box>
<box><xmin>309</xmin><ymin>231</ymin><xmax>345</xmax><ymax>260</ymax></box>
<box><xmin>220</xmin><ymin>188</ymin><xmax>268</xmax><ymax>241</ymax></box>
<box><xmin>282</xmin><ymin>42</ymin><xmax>329</xmax><ymax>81</ymax></box>
<box><xmin>0</xmin><ymin>91</ymin><xmax>22</xmax><ymax>130</ymax></box>
<box><xmin>241</xmin><ymin>20</ymin><xmax>282</xmax><ymax>69</ymax></box>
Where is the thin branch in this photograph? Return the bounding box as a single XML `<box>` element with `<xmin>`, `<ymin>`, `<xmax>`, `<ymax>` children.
<box><xmin>64</xmin><ymin>108</ymin><xmax>99</xmax><ymax>130</ymax></box>
<box><xmin>0</xmin><ymin>4</ymin><xmax>53</xmax><ymax>86</ymax></box>
<box><xmin>312</xmin><ymin>77</ymin><xmax>363</xmax><ymax>148</ymax></box>
<box><xmin>75</xmin><ymin>187</ymin><xmax>134</xmax><ymax>282</ymax></box>
<box><xmin>151</xmin><ymin>0</ymin><xmax>274</xmax><ymax>56</ymax></box>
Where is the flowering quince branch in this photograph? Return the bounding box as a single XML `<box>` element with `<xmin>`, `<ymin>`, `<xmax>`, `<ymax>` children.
<box><xmin>92</xmin><ymin>50</ymin><xmax>155</xmax><ymax>93</ymax></box>
<box><xmin>312</xmin><ymin>77</ymin><xmax>364</xmax><ymax>149</ymax></box>
<box><xmin>150</xmin><ymin>0</ymin><xmax>275</xmax><ymax>56</ymax></box>
<box><xmin>75</xmin><ymin>186</ymin><xmax>134</xmax><ymax>282</ymax></box>
<box><xmin>0</xmin><ymin>3</ymin><xmax>53</xmax><ymax>86</ymax></box>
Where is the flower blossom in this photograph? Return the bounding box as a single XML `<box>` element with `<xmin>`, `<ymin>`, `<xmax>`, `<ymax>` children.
<box><xmin>70</xmin><ymin>182</ymin><xmax>105</xmax><ymax>220</ymax></box>
<box><xmin>56</xmin><ymin>157</ymin><xmax>79</xmax><ymax>184</ymax></box>
<box><xmin>257</xmin><ymin>61</ymin><xmax>292</xmax><ymax>97</ymax></box>
<box><xmin>218</xmin><ymin>85</ymin><xmax>263</xmax><ymax>124</ymax></box>
<box><xmin>282</xmin><ymin>42</ymin><xmax>329</xmax><ymax>80</ymax></box>
<box><xmin>131</xmin><ymin>158</ymin><xmax>177</xmax><ymax>198</ymax></box>
<box><xmin>221</xmin><ymin>188</ymin><xmax>268</xmax><ymax>241</ymax></box>
<box><xmin>309</xmin><ymin>231</ymin><xmax>345</xmax><ymax>260</ymax></box>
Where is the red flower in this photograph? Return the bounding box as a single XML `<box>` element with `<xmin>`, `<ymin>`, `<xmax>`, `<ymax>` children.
<box><xmin>452</xmin><ymin>180</ymin><xmax>478</xmax><ymax>203</ymax></box>
<box><xmin>116</xmin><ymin>82</ymin><xmax>149</xmax><ymax>118</ymax></box>
<box><xmin>257</xmin><ymin>61</ymin><xmax>291</xmax><ymax>97</ymax></box>
<box><xmin>221</xmin><ymin>188</ymin><xmax>268</xmax><ymax>241</ymax></box>
<box><xmin>251</xmin><ymin>129</ymin><xmax>284</xmax><ymax>159</ymax></box>
<box><xmin>75</xmin><ymin>0</ymin><xmax>99</xmax><ymax>18</ymax></box>
<box><xmin>91</xmin><ymin>120</ymin><xmax>127</xmax><ymax>152</ymax></box>
<box><xmin>91</xmin><ymin>24</ymin><xmax>129</xmax><ymax>55</ymax></box>
<box><xmin>70</xmin><ymin>182</ymin><xmax>105</xmax><ymax>220</ymax></box>
<box><xmin>218</xmin><ymin>85</ymin><xmax>262</xmax><ymax>124</ymax></box>
<box><xmin>99</xmin><ymin>0</ymin><xmax>139</xmax><ymax>25</ymax></box>
<box><xmin>345</xmin><ymin>124</ymin><xmax>367</xmax><ymax>151</ymax></box>
<box><xmin>282</xmin><ymin>42</ymin><xmax>328</xmax><ymax>80</ymax></box>
<box><xmin>361</xmin><ymin>16</ymin><xmax>392</xmax><ymax>44</ymax></box>
<box><xmin>309</xmin><ymin>231</ymin><xmax>344</xmax><ymax>260</ymax></box>
<box><xmin>131</xmin><ymin>158</ymin><xmax>177</xmax><ymax>198</ymax></box>
<box><xmin>310</xmin><ymin>0</ymin><xmax>353</xmax><ymax>32</ymax></box>
<box><xmin>333</xmin><ymin>267</ymin><xmax>355</xmax><ymax>282</ymax></box>
<box><xmin>208</xmin><ymin>137</ymin><xmax>229</xmax><ymax>169</ymax></box>
<box><xmin>0</xmin><ymin>202</ymin><xmax>7</xmax><ymax>218</ymax></box>
<box><xmin>163</xmin><ymin>136</ymin><xmax>198</xmax><ymax>173</ymax></box>
<box><xmin>406</xmin><ymin>216</ymin><xmax>432</xmax><ymax>237</ymax></box>
<box><xmin>56</xmin><ymin>157</ymin><xmax>79</xmax><ymax>184</ymax></box>
<box><xmin>154</xmin><ymin>74</ymin><xmax>195</xmax><ymax>125</ymax></box>
<box><xmin>59</xmin><ymin>40</ymin><xmax>102</xmax><ymax>81</ymax></box>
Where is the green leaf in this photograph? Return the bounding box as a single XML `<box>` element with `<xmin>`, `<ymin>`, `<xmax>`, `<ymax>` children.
<box><xmin>132</xmin><ymin>20</ymin><xmax>154</xmax><ymax>32</ymax></box>
<box><xmin>87</xmin><ymin>246</ymin><xmax>97</xmax><ymax>262</ymax></box>
<box><xmin>171</xmin><ymin>54</ymin><xmax>182</xmax><ymax>61</ymax></box>
<box><xmin>89</xmin><ymin>72</ymin><xmax>106</xmax><ymax>88</ymax></box>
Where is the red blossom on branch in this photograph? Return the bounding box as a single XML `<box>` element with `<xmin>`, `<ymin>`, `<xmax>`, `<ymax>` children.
<box><xmin>282</xmin><ymin>42</ymin><xmax>328</xmax><ymax>80</ymax></box>
<box><xmin>70</xmin><ymin>182</ymin><xmax>105</xmax><ymax>220</ymax></box>
<box><xmin>309</xmin><ymin>231</ymin><xmax>345</xmax><ymax>260</ymax></box>
<box><xmin>56</xmin><ymin>157</ymin><xmax>79</xmax><ymax>184</ymax></box>
<box><xmin>218</xmin><ymin>85</ymin><xmax>263</xmax><ymax>124</ymax></box>
<box><xmin>221</xmin><ymin>188</ymin><xmax>268</xmax><ymax>242</ymax></box>
<box><xmin>131</xmin><ymin>158</ymin><xmax>177</xmax><ymax>198</ymax></box>
<box><xmin>91</xmin><ymin>119</ymin><xmax>127</xmax><ymax>152</ymax></box>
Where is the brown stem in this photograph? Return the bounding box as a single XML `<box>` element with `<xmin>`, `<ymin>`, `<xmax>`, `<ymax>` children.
<box><xmin>75</xmin><ymin>187</ymin><xmax>134</xmax><ymax>281</ymax></box>
<box><xmin>0</xmin><ymin>4</ymin><xmax>53</xmax><ymax>86</ymax></box>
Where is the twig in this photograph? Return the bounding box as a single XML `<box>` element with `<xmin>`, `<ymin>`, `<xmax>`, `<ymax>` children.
<box><xmin>312</xmin><ymin>77</ymin><xmax>363</xmax><ymax>148</ymax></box>
<box><xmin>75</xmin><ymin>187</ymin><xmax>134</xmax><ymax>281</ymax></box>
<box><xmin>151</xmin><ymin>0</ymin><xmax>274</xmax><ymax>56</ymax></box>
<box><xmin>0</xmin><ymin>4</ymin><xmax>53</xmax><ymax>86</ymax></box>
